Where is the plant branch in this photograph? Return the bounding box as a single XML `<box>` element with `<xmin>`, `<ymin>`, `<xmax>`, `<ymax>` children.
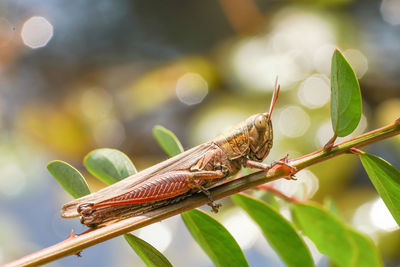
<box><xmin>4</xmin><ymin>119</ymin><xmax>400</xmax><ymax>267</ymax></box>
<box><xmin>257</xmin><ymin>184</ymin><xmax>302</xmax><ymax>203</ymax></box>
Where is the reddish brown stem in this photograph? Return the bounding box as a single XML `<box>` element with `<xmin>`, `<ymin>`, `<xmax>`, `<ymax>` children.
<box><xmin>323</xmin><ymin>134</ymin><xmax>337</xmax><ymax>151</ymax></box>
<box><xmin>257</xmin><ymin>184</ymin><xmax>302</xmax><ymax>203</ymax></box>
<box><xmin>349</xmin><ymin>148</ymin><xmax>363</xmax><ymax>154</ymax></box>
<box><xmin>291</xmin><ymin>119</ymin><xmax>400</xmax><ymax>170</ymax></box>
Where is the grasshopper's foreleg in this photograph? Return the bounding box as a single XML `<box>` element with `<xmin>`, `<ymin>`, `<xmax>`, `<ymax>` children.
<box><xmin>244</xmin><ymin>156</ymin><xmax>298</xmax><ymax>180</ymax></box>
<box><xmin>271</xmin><ymin>155</ymin><xmax>298</xmax><ymax>180</ymax></box>
<box><xmin>244</xmin><ymin>159</ymin><xmax>270</xmax><ymax>170</ymax></box>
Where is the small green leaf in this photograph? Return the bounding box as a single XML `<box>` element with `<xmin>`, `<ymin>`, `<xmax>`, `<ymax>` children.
<box><xmin>84</xmin><ymin>148</ymin><xmax>137</xmax><ymax>185</ymax></box>
<box><xmin>181</xmin><ymin>209</ymin><xmax>248</xmax><ymax>267</ymax></box>
<box><xmin>232</xmin><ymin>194</ymin><xmax>313</xmax><ymax>267</ymax></box>
<box><xmin>152</xmin><ymin>125</ymin><xmax>184</xmax><ymax>157</ymax></box>
<box><xmin>330</xmin><ymin>48</ymin><xmax>362</xmax><ymax>137</ymax></box>
<box><xmin>292</xmin><ymin>202</ymin><xmax>382</xmax><ymax>267</ymax></box>
<box><xmin>124</xmin><ymin>234</ymin><xmax>172</xmax><ymax>267</ymax></box>
<box><xmin>47</xmin><ymin>160</ymin><xmax>90</xmax><ymax>198</ymax></box>
<box><xmin>360</xmin><ymin>152</ymin><xmax>400</xmax><ymax>226</ymax></box>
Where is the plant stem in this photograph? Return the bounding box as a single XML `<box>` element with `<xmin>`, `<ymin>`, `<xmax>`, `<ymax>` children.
<box><xmin>257</xmin><ymin>184</ymin><xmax>302</xmax><ymax>203</ymax></box>
<box><xmin>4</xmin><ymin>119</ymin><xmax>400</xmax><ymax>267</ymax></box>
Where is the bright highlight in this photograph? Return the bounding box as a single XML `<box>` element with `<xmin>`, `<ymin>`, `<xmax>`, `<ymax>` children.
<box><xmin>21</xmin><ymin>16</ymin><xmax>53</xmax><ymax>49</ymax></box>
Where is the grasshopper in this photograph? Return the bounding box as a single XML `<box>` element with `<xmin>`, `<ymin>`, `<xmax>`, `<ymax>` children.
<box><xmin>62</xmin><ymin>81</ymin><xmax>291</xmax><ymax>227</ymax></box>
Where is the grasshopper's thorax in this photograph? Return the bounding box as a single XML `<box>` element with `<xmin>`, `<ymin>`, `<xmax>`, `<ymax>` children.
<box><xmin>213</xmin><ymin>113</ymin><xmax>273</xmax><ymax>162</ymax></box>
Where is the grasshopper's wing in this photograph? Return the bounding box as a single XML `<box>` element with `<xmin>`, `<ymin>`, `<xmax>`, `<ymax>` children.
<box><xmin>61</xmin><ymin>143</ymin><xmax>214</xmax><ymax>218</ymax></box>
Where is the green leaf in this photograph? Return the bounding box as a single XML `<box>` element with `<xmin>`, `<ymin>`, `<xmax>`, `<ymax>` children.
<box><xmin>181</xmin><ymin>209</ymin><xmax>248</xmax><ymax>267</ymax></box>
<box><xmin>330</xmin><ymin>48</ymin><xmax>362</xmax><ymax>137</ymax></box>
<box><xmin>324</xmin><ymin>197</ymin><xmax>341</xmax><ymax>217</ymax></box>
<box><xmin>124</xmin><ymin>234</ymin><xmax>172</xmax><ymax>267</ymax></box>
<box><xmin>360</xmin><ymin>152</ymin><xmax>400</xmax><ymax>226</ymax></box>
<box><xmin>264</xmin><ymin>192</ymin><xmax>280</xmax><ymax>211</ymax></box>
<box><xmin>152</xmin><ymin>125</ymin><xmax>184</xmax><ymax>157</ymax></box>
<box><xmin>84</xmin><ymin>148</ymin><xmax>137</xmax><ymax>185</ymax></box>
<box><xmin>292</xmin><ymin>203</ymin><xmax>353</xmax><ymax>266</ymax></box>
<box><xmin>232</xmin><ymin>194</ymin><xmax>313</xmax><ymax>267</ymax></box>
<box><xmin>292</xmin><ymin>202</ymin><xmax>382</xmax><ymax>267</ymax></box>
<box><xmin>346</xmin><ymin>229</ymin><xmax>383</xmax><ymax>267</ymax></box>
<box><xmin>47</xmin><ymin>160</ymin><xmax>90</xmax><ymax>198</ymax></box>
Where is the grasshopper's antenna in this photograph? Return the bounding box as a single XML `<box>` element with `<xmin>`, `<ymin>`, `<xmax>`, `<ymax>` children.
<box><xmin>268</xmin><ymin>76</ymin><xmax>280</xmax><ymax>117</ymax></box>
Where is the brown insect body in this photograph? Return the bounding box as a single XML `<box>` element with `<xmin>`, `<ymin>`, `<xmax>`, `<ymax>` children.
<box><xmin>62</xmin><ymin>85</ymin><xmax>279</xmax><ymax>227</ymax></box>
<box><xmin>214</xmin><ymin>113</ymin><xmax>273</xmax><ymax>161</ymax></box>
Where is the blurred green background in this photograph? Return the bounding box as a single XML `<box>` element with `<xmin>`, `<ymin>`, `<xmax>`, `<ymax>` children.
<box><xmin>0</xmin><ymin>0</ymin><xmax>400</xmax><ymax>266</ymax></box>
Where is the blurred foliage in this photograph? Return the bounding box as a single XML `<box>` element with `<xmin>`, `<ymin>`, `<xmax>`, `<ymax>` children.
<box><xmin>232</xmin><ymin>194</ymin><xmax>314</xmax><ymax>267</ymax></box>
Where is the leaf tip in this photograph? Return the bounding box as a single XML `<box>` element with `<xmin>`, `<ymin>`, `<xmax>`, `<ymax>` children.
<box><xmin>46</xmin><ymin>159</ymin><xmax>62</xmax><ymax>169</ymax></box>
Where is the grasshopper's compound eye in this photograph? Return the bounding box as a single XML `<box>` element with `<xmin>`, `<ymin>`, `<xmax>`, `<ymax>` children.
<box><xmin>255</xmin><ymin>115</ymin><xmax>266</xmax><ymax>130</ymax></box>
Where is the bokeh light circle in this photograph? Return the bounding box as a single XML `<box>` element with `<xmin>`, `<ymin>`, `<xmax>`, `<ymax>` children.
<box><xmin>273</xmin><ymin>169</ymin><xmax>319</xmax><ymax>199</ymax></box>
<box><xmin>222</xmin><ymin>209</ymin><xmax>260</xmax><ymax>250</ymax></box>
<box><xmin>176</xmin><ymin>73</ymin><xmax>208</xmax><ymax>105</ymax></box>
<box><xmin>136</xmin><ymin>222</ymin><xmax>172</xmax><ymax>252</ymax></box>
<box><xmin>313</xmin><ymin>44</ymin><xmax>337</xmax><ymax>75</ymax></box>
<box><xmin>298</xmin><ymin>74</ymin><xmax>330</xmax><ymax>109</ymax></box>
<box><xmin>370</xmin><ymin>198</ymin><xmax>399</xmax><ymax>231</ymax></box>
<box><xmin>278</xmin><ymin>106</ymin><xmax>310</xmax><ymax>138</ymax></box>
<box><xmin>381</xmin><ymin>0</ymin><xmax>400</xmax><ymax>25</ymax></box>
<box><xmin>21</xmin><ymin>16</ymin><xmax>53</xmax><ymax>49</ymax></box>
<box><xmin>343</xmin><ymin>49</ymin><xmax>368</xmax><ymax>78</ymax></box>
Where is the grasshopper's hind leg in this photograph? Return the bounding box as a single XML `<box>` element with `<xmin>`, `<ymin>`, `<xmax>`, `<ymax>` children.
<box><xmin>79</xmin><ymin>170</ymin><xmax>226</xmax><ymax>226</ymax></box>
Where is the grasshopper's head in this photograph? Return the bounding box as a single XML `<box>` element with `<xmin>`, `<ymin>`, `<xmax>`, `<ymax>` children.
<box><xmin>248</xmin><ymin>80</ymin><xmax>280</xmax><ymax>161</ymax></box>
